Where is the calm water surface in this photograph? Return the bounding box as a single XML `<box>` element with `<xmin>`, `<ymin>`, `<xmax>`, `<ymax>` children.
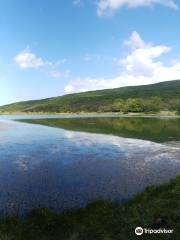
<box><xmin>0</xmin><ymin>115</ymin><xmax>180</xmax><ymax>216</ymax></box>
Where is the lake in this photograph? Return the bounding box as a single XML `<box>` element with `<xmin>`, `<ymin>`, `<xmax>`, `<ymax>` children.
<box><xmin>0</xmin><ymin>115</ymin><xmax>180</xmax><ymax>216</ymax></box>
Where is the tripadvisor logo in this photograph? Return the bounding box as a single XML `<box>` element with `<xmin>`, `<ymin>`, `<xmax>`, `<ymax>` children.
<box><xmin>135</xmin><ymin>227</ymin><xmax>143</xmax><ymax>236</ymax></box>
<box><xmin>135</xmin><ymin>227</ymin><xmax>174</xmax><ymax>236</ymax></box>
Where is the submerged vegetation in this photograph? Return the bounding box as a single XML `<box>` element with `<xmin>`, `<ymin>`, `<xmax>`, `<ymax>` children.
<box><xmin>18</xmin><ymin>117</ymin><xmax>180</xmax><ymax>143</ymax></box>
<box><xmin>0</xmin><ymin>80</ymin><xmax>180</xmax><ymax>114</ymax></box>
<box><xmin>0</xmin><ymin>176</ymin><xmax>180</xmax><ymax>239</ymax></box>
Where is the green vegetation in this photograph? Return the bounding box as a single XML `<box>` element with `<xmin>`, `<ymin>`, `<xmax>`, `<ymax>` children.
<box><xmin>19</xmin><ymin>117</ymin><xmax>180</xmax><ymax>143</ymax></box>
<box><xmin>0</xmin><ymin>80</ymin><xmax>180</xmax><ymax>114</ymax></box>
<box><xmin>0</xmin><ymin>176</ymin><xmax>180</xmax><ymax>240</ymax></box>
<box><xmin>177</xmin><ymin>105</ymin><xmax>180</xmax><ymax>115</ymax></box>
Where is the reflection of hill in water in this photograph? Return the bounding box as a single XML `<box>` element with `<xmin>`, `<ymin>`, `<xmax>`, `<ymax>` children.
<box><xmin>0</xmin><ymin>118</ymin><xmax>180</xmax><ymax>216</ymax></box>
<box><xmin>20</xmin><ymin>117</ymin><xmax>180</xmax><ymax>143</ymax></box>
<box><xmin>0</xmin><ymin>118</ymin><xmax>180</xmax><ymax>214</ymax></box>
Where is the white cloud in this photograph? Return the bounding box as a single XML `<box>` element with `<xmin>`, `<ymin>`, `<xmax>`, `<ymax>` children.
<box><xmin>124</xmin><ymin>31</ymin><xmax>147</xmax><ymax>49</ymax></box>
<box><xmin>97</xmin><ymin>0</ymin><xmax>178</xmax><ymax>16</ymax></box>
<box><xmin>14</xmin><ymin>48</ymin><xmax>45</xmax><ymax>69</ymax></box>
<box><xmin>64</xmin><ymin>85</ymin><xmax>75</xmax><ymax>93</ymax></box>
<box><xmin>64</xmin><ymin>69</ymin><xmax>71</xmax><ymax>78</ymax></box>
<box><xmin>83</xmin><ymin>53</ymin><xmax>92</xmax><ymax>61</ymax></box>
<box><xmin>14</xmin><ymin>48</ymin><xmax>70</xmax><ymax>79</ymax></box>
<box><xmin>14</xmin><ymin>48</ymin><xmax>68</xmax><ymax>70</ymax></box>
<box><xmin>121</xmin><ymin>33</ymin><xmax>171</xmax><ymax>77</ymax></box>
<box><xmin>54</xmin><ymin>59</ymin><xmax>68</xmax><ymax>66</ymax></box>
<box><xmin>73</xmin><ymin>0</ymin><xmax>83</xmax><ymax>6</ymax></box>
<box><xmin>50</xmin><ymin>69</ymin><xmax>70</xmax><ymax>79</ymax></box>
<box><xmin>64</xmin><ymin>31</ymin><xmax>180</xmax><ymax>93</ymax></box>
<box><xmin>50</xmin><ymin>70</ymin><xmax>61</xmax><ymax>78</ymax></box>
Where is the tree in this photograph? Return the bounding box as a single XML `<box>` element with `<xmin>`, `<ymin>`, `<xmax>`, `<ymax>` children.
<box><xmin>143</xmin><ymin>97</ymin><xmax>163</xmax><ymax>113</ymax></box>
<box><xmin>123</xmin><ymin>98</ymin><xmax>145</xmax><ymax>113</ymax></box>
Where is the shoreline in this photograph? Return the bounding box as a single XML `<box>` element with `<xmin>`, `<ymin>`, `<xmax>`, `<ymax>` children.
<box><xmin>0</xmin><ymin>175</ymin><xmax>180</xmax><ymax>239</ymax></box>
<box><xmin>0</xmin><ymin>111</ymin><xmax>179</xmax><ymax>119</ymax></box>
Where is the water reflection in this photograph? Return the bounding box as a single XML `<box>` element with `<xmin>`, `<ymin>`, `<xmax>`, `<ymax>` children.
<box><xmin>0</xmin><ymin>118</ymin><xmax>180</xmax><ymax>216</ymax></box>
<box><xmin>23</xmin><ymin>117</ymin><xmax>180</xmax><ymax>143</ymax></box>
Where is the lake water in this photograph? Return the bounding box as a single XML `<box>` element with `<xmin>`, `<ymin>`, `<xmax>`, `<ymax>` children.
<box><xmin>0</xmin><ymin>115</ymin><xmax>180</xmax><ymax>216</ymax></box>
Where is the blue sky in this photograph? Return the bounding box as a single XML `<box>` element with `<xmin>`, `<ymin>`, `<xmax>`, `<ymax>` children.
<box><xmin>1</xmin><ymin>0</ymin><xmax>180</xmax><ymax>105</ymax></box>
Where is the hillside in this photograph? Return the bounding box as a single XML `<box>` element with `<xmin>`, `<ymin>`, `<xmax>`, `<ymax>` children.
<box><xmin>1</xmin><ymin>80</ymin><xmax>180</xmax><ymax>113</ymax></box>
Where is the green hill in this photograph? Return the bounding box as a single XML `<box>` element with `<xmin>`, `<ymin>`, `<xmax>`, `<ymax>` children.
<box><xmin>1</xmin><ymin>80</ymin><xmax>180</xmax><ymax>113</ymax></box>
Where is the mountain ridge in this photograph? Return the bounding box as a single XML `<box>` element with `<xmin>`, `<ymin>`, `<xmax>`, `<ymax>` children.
<box><xmin>1</xmin><ymin>80</ymin><xmax>180</xmax><ymax>113</ymax></box>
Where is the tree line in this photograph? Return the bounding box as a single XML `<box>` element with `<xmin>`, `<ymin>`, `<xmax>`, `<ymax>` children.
<box><xmin>98</xmin><ymin>97</ymin><xmax>180</xmax><ymax>114</ymax></box>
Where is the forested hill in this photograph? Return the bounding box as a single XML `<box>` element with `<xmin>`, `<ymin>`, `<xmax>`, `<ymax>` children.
<box><xmin>1</xmin><ymin>80</ymin><xmax>180</xmax><ymax>113</ymax></box>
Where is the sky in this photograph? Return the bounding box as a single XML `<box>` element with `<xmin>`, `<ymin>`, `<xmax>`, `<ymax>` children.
<box><xmin>1</xmin><ymin>0</ymin><xmax>180</xmax><ymax>105</ymax></box>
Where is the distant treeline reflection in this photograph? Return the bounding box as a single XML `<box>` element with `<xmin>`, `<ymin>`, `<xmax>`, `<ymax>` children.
<box><xmin>19</xmin><ymin>117</ymin><xmax>180</xmax><ymax>143</ymax></box>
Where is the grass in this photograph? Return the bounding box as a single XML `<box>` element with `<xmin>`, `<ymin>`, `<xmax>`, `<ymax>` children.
<box><xmin>0</xmin><ymin>110</ymin><xmax>178</xmax><ymax>116</ymax></box>
<box><xmin>0</xmin><ymin>176</ymin><xmax>180</xmax><ymax>239</ymax></box>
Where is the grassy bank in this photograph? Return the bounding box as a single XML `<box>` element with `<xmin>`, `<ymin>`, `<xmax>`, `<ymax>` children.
<box><xmin>0</xmin><ymin>176</ymin><xmax>180</xmax><ymax>240</ymax></box>
<box><xmin>0</xmin><ymin>110</ymin><xmax>179</xmax><ymax>116</ymax></box>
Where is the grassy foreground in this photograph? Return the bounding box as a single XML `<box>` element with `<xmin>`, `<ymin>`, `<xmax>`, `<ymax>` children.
<box><xmin>0</xmin><ymin>176</ymin><xmax>180</xmax><ymax>240</ymax></box>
